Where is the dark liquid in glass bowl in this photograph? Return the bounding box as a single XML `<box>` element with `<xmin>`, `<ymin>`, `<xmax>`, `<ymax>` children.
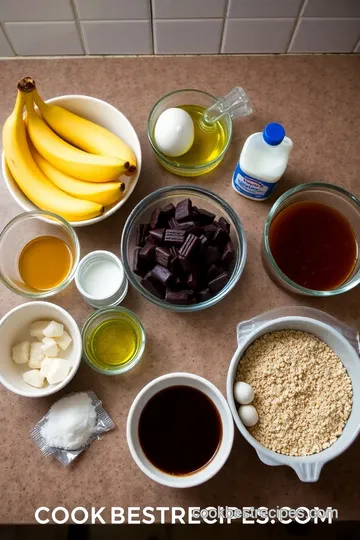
<box><xmin>138</xmin><ymin>386</ymin><xmax>222</xmax><ymax>476</ymax></box>
<box><xmin>269</xmin><ymin>201</ymin><xmax>357</xmax><ymax>290</ymax></box>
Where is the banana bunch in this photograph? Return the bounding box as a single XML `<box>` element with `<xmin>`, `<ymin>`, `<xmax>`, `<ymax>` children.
<box><xmin>2</xmin><ymin>77</ymin><xmax>137</xmax><ymax>222</ymax></box>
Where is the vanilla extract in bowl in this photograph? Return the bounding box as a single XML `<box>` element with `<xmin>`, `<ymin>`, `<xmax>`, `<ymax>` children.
<box><xmin>138</xmin><ymin>385</ymin><xmax>222</xmax><ymax>476</ymax></box>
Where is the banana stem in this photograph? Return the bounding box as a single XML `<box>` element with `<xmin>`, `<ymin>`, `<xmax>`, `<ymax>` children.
<box><xmin>17</xmin><ymin>77</ymin><xmax>36</xmax><ymax>94</ymax></box>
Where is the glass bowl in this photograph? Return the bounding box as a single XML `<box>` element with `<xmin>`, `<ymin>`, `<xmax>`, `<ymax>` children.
<box><xmin>120</xmin><ymin>185</ymin><xmax>247</xmax><ymax>312</ymax></box>
<box><xmin>82</xmin><ymin>307</ymin><xmax>146</xmax><ymax>375</ymax></box>
<box><xmin>262</xmin><ymin>183</ymin><xmax>360</xmax><ymax>296</ymax></box>
<box><xmin>0</xmin><ymin>210</ymin><xmax>80</xmax><ymax>298</ymax></box>
<box><xmin>147</xmin><ymin>89</ymin><xmax>232</xmax><ymax>177</ymax></box>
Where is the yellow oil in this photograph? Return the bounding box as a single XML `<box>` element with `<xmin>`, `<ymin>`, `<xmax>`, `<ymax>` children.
<box><xmin>18</xmin><ymin>235</ymin><xmax>72</xmax><ymax>291</ymax></box>
<box><xmin>89</xmin><ymin>318</ymin><xmax>138</xmax><ymax>369</ymax></box>
<box><xmin>156</xmin><ymin>104</ymin><xmax>228</xmax><ymax>175</ymax></box>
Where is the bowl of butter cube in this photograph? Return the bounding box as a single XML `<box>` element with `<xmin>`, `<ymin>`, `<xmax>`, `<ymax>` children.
<box><xmin>0</xmin><ymin>301</ymin><xmax>82</xmax><ymax>397</ymax></box>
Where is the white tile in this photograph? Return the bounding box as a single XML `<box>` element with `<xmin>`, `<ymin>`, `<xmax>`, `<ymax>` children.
<box><xmin>289</xmin><ymin>18</ymin><xmax>360</xmax><ymax>52</ymax></box>
<box><xmin>303</xmin><ymin>0</ymin><xmax>360</xmax><ymax>18</ymax></box>
<box><xmin>222</xmin><ymin>18</ymin><xmax>295</xmax><ymax>53</ymax></box>
<box><xmin>154</xmin><ymin>19</ymin><xmax>223</xmax><ymax>54</ymax></box>
<box><xmin>5</xmin><ymin>22</ymin><xmax>84</xmax><ymax>55</ymax></box>
<box><xmin>227</xmin><ymin>0</ymin><xmax>302</xmax><ymax>18</ymax></box>
<box><xmin>75</xmin><ymin>0</ymin><xmax>150</xmax><ymax>20</ymax></box>
<box><xmin>0</xmin><ymin>26</ymin><xmax>14</xmax><ymax>56</ymax></box>
<box><xmin>0</xmin><ymin>0</ymin><xmax>74</xmax><ymax>21</ymax></box>
<box><xmin>81</xmin><ymin>21</ymin><xmax>152</xmax><ymax>54</ymax></box>
<box><xmin>152</xmin><ymin>0</ymin><xmax>227</xmax><ymax>18</ymax></box>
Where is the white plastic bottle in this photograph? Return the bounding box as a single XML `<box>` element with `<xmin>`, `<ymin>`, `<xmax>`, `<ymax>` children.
<box><xmin>232</xmin><ymin>123</ymin><xmax>293</xmax><ymax>201</ymax></box>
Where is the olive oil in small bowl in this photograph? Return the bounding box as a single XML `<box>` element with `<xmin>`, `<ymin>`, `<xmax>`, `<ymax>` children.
<box><xmin>82</xmin><ymin>307</ymin><xmax>146</xmax><ymax>375</ymax></box>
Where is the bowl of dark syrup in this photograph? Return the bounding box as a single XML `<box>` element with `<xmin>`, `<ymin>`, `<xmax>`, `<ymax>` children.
<box><xmin>262</xmin><ymin>183</ymin><xmax>360</xmax><ymax>296</ymax></box>
<box><xmin>126</xmin><ymin>372</ymin><xmax>234</xmax><ymax>488</ymax></box>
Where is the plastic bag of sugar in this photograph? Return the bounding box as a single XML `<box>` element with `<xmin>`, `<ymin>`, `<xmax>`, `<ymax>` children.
<box><xmin>30</xmin><ymin>391</ymin><xmax>115</xmax><ymax>465</ymax></box>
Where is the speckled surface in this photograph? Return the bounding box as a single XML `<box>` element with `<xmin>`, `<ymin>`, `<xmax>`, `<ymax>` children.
<box><xmin>0</xmin><ymin>56</ymin><xmax>359</xmax><ymax>524</ymax></box>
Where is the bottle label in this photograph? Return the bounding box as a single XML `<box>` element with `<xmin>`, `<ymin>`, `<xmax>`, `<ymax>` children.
<box><xmin>232</xmin><ymin>163</ymin><xmax>276</xmax><ymax>200</ymax></box>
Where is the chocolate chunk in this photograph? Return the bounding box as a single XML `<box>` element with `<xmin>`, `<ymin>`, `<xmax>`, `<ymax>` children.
<box><xmin>179</xmin><ymin>255</ymin><xmax>192</xmax><ymax>273</ymax></box>
<box><xmin>199</xmin><ymin>234</ymin><xmax>209</xmax><ymax>251</ymax></box>
<box><xmin>221</xmin><ymin>240</ymin><xmax>235</xmax><ymax>269</ymax></box>
<box><xmin>165</xmin><ymin>289</ymin><xmax>191</xmax><ymax>305</ymax></box>
<box><xmin>198</xmin><ymin>288</ymin><xmax>212</xmax><ymax>302</ymax></box>
<box><xmin>175</xmin><ymin>198</ymin><xmax>192</xmax><ymax>222</ymax></box>
<box><xmin>208</xmin><ymin>271</ymin><xmax>230</xmax><ymax>293</ymax></box>
<box><xmin>170</xmin><ymin>255</ymin><xmax>181</xmax><ymax>274</ymax></box>
<box><xmin>150</xmin><ymin>208</ymin><xmax>166</xmax><ymax>229</ymax></box>
<box><xmin>212</xmin><ymin>227</ymin><xmax>229</xmax><ymax>247</ymax></box>
<box><xmin>179</xmin><ymin>234</ymin><xmax>201</xmax><ymax>260</ymax></box>
<box><xmin>133</xmin><ymin>248</ymin><xmax>147</xmax><ymax>277</ymax></box>
<box><xmin>136</xmin><ymin>224</ymin><xmax>150</xmax><ymax>247</ymax></box>
<box><xmin>169</xmin><ymin>246</ymin><xmax>178</xmax><ymax>258</ymax></box>
<box><xmin>155</xmin><ymin>246</ymin><xmax>172</xmax><ymax>268</ymax></box>
<box><xmin>168</xmin><ymin>217</ymin><xmax>177</xmax><ymax>229</ymax></box>
<box><xmin>202</xmin><ymin>224</ymin><xmax>218</xmax><ymax>239</ymax></box>
<box><xmin>151</xmin><ymin>264</ymin><xmax>174</xmax><ymax>286</ymax></box>
<box><xmin>149</xmin><ymin>228</ymin><xmax>165</xmax><ymax>245</ymax></box>
<box><xmin>197</xmin><ymin>208</ymin><xmax>216</xmax><ymax>225</ymax></box>
<box><xmin>140</xmin><ymin>277</ymin><xmax>164</xmax><ymax>299</ymax></box>
<box><xmin>218</xmin><ymin>216</ymin><xmax>231</xmax><ymax>233</ymax></box>
<box><xmin>188</xmin><ymin>226</ymin><xmax>203</xmax><ymax>237</ymax></box>
<box><xmin>207</xmin><ymin>264</ymin><xmax>221</xmax><ymax>282</ymax></box>
<box><xmin>187</xmin><ymin>271</ymin><xmax>201</xmax><ymax>290</ymax></box>
<box><xmin>162</xmin><ymin>203</ymin><xmax>175</xmax><ymax>218</ymax></box>
<box><xmin>139</xmin><ymin>241</ymin><xmax>155</xmax><ymax>264</ymax></box>
<box><xmin>173</xmin><ymin>275</ymin><xmax>186</xmax><ymax>289</ymax></box>
<box><xmin>164</xmin><ymin>229</ymin><xmax>186</xmax><ymax>246</ymax></box>
<box><xmin>205</xmin><ymin>245</ymin><xmax>220</xmax><ymax>265</ymax></box>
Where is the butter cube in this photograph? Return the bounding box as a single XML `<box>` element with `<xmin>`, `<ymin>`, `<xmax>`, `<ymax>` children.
<box><xmin>41</xmin><ymin>337</ymin><xmax>59</xmax><ymax>357</ymax></box>
<box><xmin>23</xmin><ymin>370</ymin><xmax>45</xmax><ymax>388</ymax></box>
<box><xmin>46</xmin><ymin>358</ymin><xmax>72</xmax><ymax>385</ymax></box>
<box><xmin>40</xmin><ymin>357</ymin><xmax>55</xmax><ymax>378</ymax></box>
<box><xmin>29</xmin><ymin>321</ymin><xmax>49</xmax><ymax>340</ymax></box>
<box><xmin>29</xmin><ymin>341</ymin><xmax>45</xmax><ymax>369</ymax></box>
<box><xmin>43</xmin><ymin>321</ymin><xmax>64</xmax><ymax>338</ymax></box>
<box><xmin>12</xmin><ymin>341</ymin><xmax>30</xmax><ymax>364</ymax></box>
<box><xmin>54</xmin><ymin>330</ymin><xmax>72</xmax><ymax>351</ymax></box>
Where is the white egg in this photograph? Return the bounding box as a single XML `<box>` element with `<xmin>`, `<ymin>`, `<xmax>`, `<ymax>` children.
<box><xmin>238</xmin><ymin>405</ymin><xmax>259</xmax><ymax>428</ymax></box>
<box><xmin>154</xmin><ymin>107</ymin><xmax>194</xmax><ymax>157</ymax></box>
<box><xmin>234</xmin><ymin>381</ymin><xmax>254</xmax><ymax>405</ymax></box>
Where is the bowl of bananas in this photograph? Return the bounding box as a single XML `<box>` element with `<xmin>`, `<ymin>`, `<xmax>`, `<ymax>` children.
<box><xmin>2</xmin><ymin>77</ymin><xmax>141</xmax><ymax>227</ymax></box>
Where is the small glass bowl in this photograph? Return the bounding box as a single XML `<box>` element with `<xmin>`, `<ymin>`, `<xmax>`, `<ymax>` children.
<box><xmin>120</xmin><ymin>185</ymin><xmax>247</xmax><ymax>312</ymax></box>
<box><xmin>262</xmin><ymin>183</ymin><xmax>360</xmax><ymax>296</ymax></box>
<box><xmin>0</xmin><ymin>210</ymin><xmax>80</xmax><ymax>298</ymax></box>
<box><xmin>147</xmin><ymin>89</ymin><xmax>232</xmax><ymax>177</ymax></box>
<box><xmin>82</xmin><ymin>307</ymin><xmax>146</xmax><ymax>375</ymax></box>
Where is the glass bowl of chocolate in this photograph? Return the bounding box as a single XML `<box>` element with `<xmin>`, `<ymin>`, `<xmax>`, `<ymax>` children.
<box><xmin>120</xmin><ymin>185</ymin><xmax>247</xmax><ymax>312</ymax></box>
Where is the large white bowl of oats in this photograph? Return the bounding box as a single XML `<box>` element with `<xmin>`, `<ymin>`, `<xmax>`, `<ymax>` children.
<box><xmin>226</xmin><ymin>315</ymin><xmax>360</xmax><ymax>482</ymax></box>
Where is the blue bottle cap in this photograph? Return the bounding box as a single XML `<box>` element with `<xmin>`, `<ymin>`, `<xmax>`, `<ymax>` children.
<box><xmin>263</xmin><ymin>123</ymin><xmax>285</xmax><ymax>146</ymax></box>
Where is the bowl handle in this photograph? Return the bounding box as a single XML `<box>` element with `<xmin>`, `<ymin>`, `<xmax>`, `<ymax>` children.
<box><xmin>256</xmin><ymin>449</ymin><xmax>281</xmax><ymax>467</ymax></box>
<box><xmin>292</xmin><ymin>462</ymin><xmax>324</xmax><ymax>482</ymax></box>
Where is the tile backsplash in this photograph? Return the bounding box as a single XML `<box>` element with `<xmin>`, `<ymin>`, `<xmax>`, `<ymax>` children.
<box><xmin>0</xmin><ymin>0</ymin><xmax>359</xmax><ymax>56</ymax></box>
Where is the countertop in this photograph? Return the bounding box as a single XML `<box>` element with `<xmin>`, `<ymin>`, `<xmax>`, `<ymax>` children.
<box><xmin>0</xmin><ymin>55</ymin><xmax>359</xmax><ymax>524</ymax></box>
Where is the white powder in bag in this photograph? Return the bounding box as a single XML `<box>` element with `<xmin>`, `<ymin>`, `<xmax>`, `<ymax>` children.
<box><xmin>41</xmin><ymin>392</ymin><xmax>97</xmax><ymax>450</ymax></box>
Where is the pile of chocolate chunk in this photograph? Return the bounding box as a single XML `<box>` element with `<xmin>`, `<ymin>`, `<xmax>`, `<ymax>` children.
<box><xmin>133</xmin><ymin>198</ymin><xmax>236</xmax><ymax>305</ymax></box>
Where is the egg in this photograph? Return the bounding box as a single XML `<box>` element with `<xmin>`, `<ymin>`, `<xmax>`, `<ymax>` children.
<box><xmin>234</xmin><ymin>381</ymin><xmax>254</xmax><ymax>405</ymax></box>
<box><xmin>154</xmin><ymin>107</ymin><xmax>194</xmax><ymax>157</ymax></box>
<box><xmin>238</xmin><ymin>405</ymin><xmax>259</xmax><ymax>428</ymax></box>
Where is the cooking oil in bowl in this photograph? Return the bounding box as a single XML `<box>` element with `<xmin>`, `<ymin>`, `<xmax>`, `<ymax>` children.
<box><xmin>83</xmin><ymin>308</ymin><xmax>145</xmax><ymax>374</ymax></box>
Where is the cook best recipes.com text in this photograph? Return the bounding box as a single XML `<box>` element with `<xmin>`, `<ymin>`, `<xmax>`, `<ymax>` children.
<box><xmin>35</xmin><ymin>505</ymin><xmax>338</xmax><ymax>525</ymax></box>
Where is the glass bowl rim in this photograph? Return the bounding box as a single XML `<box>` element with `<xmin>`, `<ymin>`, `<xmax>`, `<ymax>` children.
<box><xmin>0</xmin><ymin>210</ymin><xmax>80</xmax><ymax>298</ymax></box>
<box><xmin>81</xmin><ymin>306</ymin><xmax>146</xmax><ymax>375</ymax></box>
<box><xmin>263</xmin><ymin>182</ymin><xmax>360</xmax><ymax>297</ymax></box>
<box><xmin>120</xmin><ymin>184</ymin><xmax>247</xmax><ymax>312</ymax></box>
<box><xmin>147</xmin><ymin>88</ymin><xmax>233</xmax><ymax>171</ymax></box>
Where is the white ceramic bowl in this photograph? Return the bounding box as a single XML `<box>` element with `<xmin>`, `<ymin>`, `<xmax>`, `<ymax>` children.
<box><xmin>0</xmin><ymin>301</ymin><xmax>82</xmax><ymax>397</ymax></box>
<box><xmin>2</xmin><ymin>95</ymin><xmax>142</xmax><ymax>227</ymax></box>
<box><xmin>127</xmin><ymin>372</ymin><xmax>234</xmax><ymax>488</ymax></box>
<box><xmin>227</xmin><ymin>316</ymin><xmax>360</xmax><ymax>482</ymax></box>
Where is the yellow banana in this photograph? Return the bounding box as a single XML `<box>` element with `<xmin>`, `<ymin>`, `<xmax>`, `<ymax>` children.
<box><xmin>20</xmin><ymin>83</ymin><xmax>127</xmax><ymax>183</ymax></box>
<box><xmin>30</xmin><ymin>143</ymin><xmax>125</xmax><ymax>206</ymax></box>
<box><xmin>29</xmin><ymin>79</ymin><xmax>137</xmax><ymax>176</ymax></box>
<box><xmin>2</xmin><ymin>88</ymin><xmax>104</xmax><ymax>222</ymax></box>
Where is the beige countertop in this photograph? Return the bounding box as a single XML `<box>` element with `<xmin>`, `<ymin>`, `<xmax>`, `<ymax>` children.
<box><xmin>0</xmin><ymin>55</ymin><xmax>359</xmax><ymax>524</ymax></box>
